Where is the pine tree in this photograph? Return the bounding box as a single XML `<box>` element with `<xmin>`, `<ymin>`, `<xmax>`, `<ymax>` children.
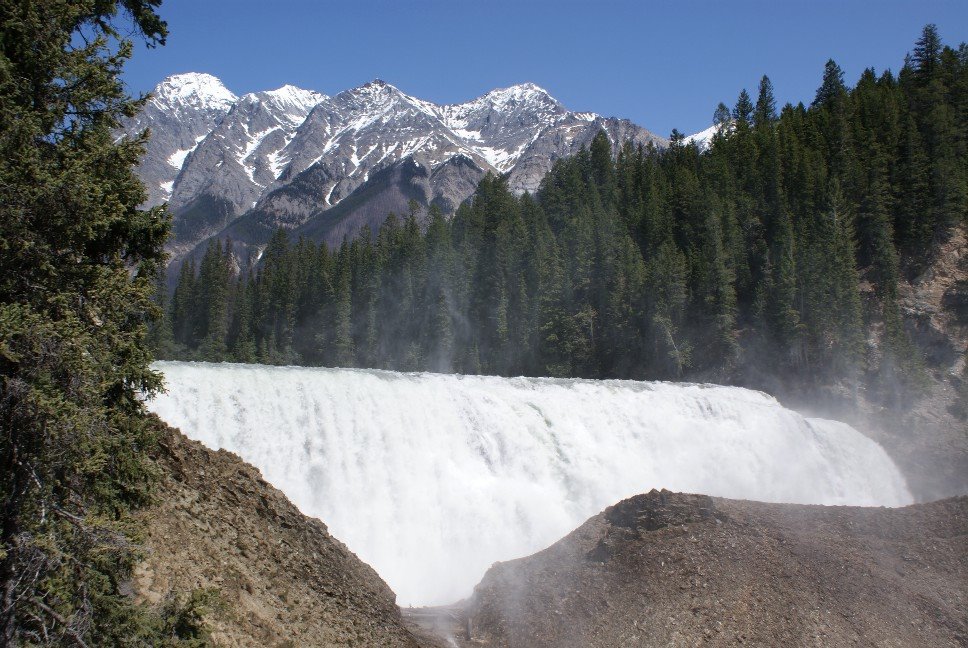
<box><xmin>894</xmin><ymin>113</ymin><xmax>932</xmax><ymax>260</ymax></box>
<box><xmin>754</xmin><ymin>75</ymin><xmax>778</xmax><ymax>127</ymax></box>
<box><xmin>767</xmin><ymin>209</ymin><xmax>800</xmax><ymax>367</ymax></box>
<box><xmin>422</xmin><ymin>205</ymin><xmax>456</xmax><ymax>371</ymax></box>
<box><xmin>733</xmin><ymin>89</ymin><xmax>754</xmax><ymax>126</ymax></box>
<box><xmin>229</xmin><ymin>273</ymin><xmax>257</xmax><ymax>363</ymax></box>
<box><xmin>171</xmin><ymin>259</ymin><xmax>198</xmax><ymax>349</ymax></box>
<box><xmin>331</xmin><ymin>249</ymin><xmax>354</xmax><ymax>366</ymax></box>
<box><xmin>259</xmin><ymin>228</ymin><xmax>297</xmax><ymax>363</ymax></box>
<box><xmin>912</xmin><ymin>24</ymin><xmax>943</xmax><ymax>82</ymax></box>
<box><xmin>0</xmin><ymin>1</ymin><xmax>213</xmax><ymax>642</ymax></box>
<box><xmin>147</xmin><ymin>267</ymin><xmax>176</xmax><ymax>358</ymax></box>
<box><xmin>644</xmin><ymin>241</ymin><xmax>690</xmax><ymax>378</ymax></box>
<box><xmin>196</xmin><ymin>239</ymin><xmax>232</xmax><ymax>360</ymax></box>
<box><xmin>813</xmin><ymin>59</ymin><xmax>847</xmax><ymax>108</ymax></box>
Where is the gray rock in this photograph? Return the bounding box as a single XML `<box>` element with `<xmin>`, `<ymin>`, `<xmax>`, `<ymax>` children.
<box><xmin>122</xmin><ymin>74</ymin><xmax>669</xmax><ymax>265</ymax></box>
<box><xmin>121</xmin><ymin>73</ymin><xmax>237</xmax><ymax>208</ymax></box>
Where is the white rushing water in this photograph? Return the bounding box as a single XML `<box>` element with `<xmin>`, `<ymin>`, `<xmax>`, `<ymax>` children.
<box><xmin>147</xmin><ymin>361</ymin><xmax>912</xmax><ymax>606</ymax></box>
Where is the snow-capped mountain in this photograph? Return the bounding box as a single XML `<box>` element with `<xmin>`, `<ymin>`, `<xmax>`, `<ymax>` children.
<box><xmin>164</xmin><ymin>85</ymin><xmax>325</xmax><ymax>256</ymax></box>
<box><xmin>173</xmin><ymin>85</ymin><xmax>325</xmax><ymax>211</ymax></box>
<box><xmin>681</xmin><ymin>122</ymin><xmax>724</xmax><ymax>151</ymax></box>
<box><xmin>125</xmin><ymin>73</ymin><xmax>237</xmax><ymax>207</ymax></box>
<box><xmin>121</xmin><ymin>74</ymin><xmax>666</xmax><ymax>262</ymax></box>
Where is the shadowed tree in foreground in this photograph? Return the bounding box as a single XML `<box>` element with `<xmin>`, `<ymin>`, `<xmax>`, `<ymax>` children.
<box><xmin>0</xmin><ymin>1</ymin><xmax>211</xmax><ymax>644</ymax></box>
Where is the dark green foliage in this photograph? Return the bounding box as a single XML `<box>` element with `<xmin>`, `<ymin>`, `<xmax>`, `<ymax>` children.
<box><xmin>164</xmin><ymin>26</ymin><xmax>964</xmax><ymax>401</ymax></box>
<box><xmin>0</xmin><ymin>0</ymin><xmax>215</xmax><ymax>644</ymax></box>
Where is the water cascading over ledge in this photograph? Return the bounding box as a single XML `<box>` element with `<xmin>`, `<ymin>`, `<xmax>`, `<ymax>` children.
<box><xmin>147</xmin><ymin>361</ymin><xmax>912</xmax><ymax>606</ymax></box>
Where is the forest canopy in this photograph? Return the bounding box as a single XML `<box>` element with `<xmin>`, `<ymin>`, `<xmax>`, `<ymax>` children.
<box><xmin>159</xmin><ymin>25</ymin><xmax>966</xmax><ymax>406</ymax></box>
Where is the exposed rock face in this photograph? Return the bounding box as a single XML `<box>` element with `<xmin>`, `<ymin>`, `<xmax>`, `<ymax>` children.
<box><xmin>135</xmin><ymin>420</ymin><xmax>966</xmax><ymax>647</ymax></box>
<box><xmin>135</xmin><ymin>423</ymin><xmax>421</xmax><ymax>647</ymax></box>
<box><xmin>411</xmin><ymin>489</ymin><xmax>968</xmax><ymax>647</ymax></box>
<box><xmin>121</xmin><ymin>74</ymin><xmax>667</xmax><ymax>263</ymax></box>
<box><xmin>210</xmin><ymin>154</ymin><xmax>487</xmax><ymax>263</ymax></box>
<box><xmin>166</xmin><ymin>86</ymin><xmax>324</xmax><ymax>258</ymax></box>
<box><xmin>870</xmin><ymin>225</ymin><xmax>967</xmax><ymax>501</ymax></box>
<box><xmin>125</xmin><ymin>73</ymin><xmax>237</xmax><ymax>208</ymax></box>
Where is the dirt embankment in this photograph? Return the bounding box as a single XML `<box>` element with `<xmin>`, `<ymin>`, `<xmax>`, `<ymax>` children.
<box><xmin>134</xmin><ymin>423</ymin><xmax>422</xmax><ymax>647</ymax></box>
<box><xmin>408</xmin><ymin>489</ymin><xmax>968</xmax><ymax>648</ymax></box>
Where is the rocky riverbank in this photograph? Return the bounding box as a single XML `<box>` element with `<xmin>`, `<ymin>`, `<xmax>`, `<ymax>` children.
<box><xmin>409</xmin><ymin>490</ymin><xmax>968</xmax><ymax>647</ymax></box>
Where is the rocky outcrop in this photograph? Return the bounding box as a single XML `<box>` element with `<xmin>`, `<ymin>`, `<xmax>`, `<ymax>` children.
<box><xmin>134</xmin><ymin>422</ymin><xmax>421</xmax><ymax>647</ymax></box>
<box><xmin>876</xmin><ymin>224</ymin><xmax>968</xmax><ymax>501</ymax></box>
<box><xmin>134</xmin><ymin>419</ymin><xmax>967</xmax><ymax>647</ymax></box>
<box><xmin>410</xmin><ymin>489</ymin><xmax>968</xmax><ymax>647</ymax></box>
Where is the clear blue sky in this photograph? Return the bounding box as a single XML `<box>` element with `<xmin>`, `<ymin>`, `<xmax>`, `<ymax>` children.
<box><xmin>122</xmin><ymin>0</ymin><xmax>968</xmax><ymax>137</ymax></box>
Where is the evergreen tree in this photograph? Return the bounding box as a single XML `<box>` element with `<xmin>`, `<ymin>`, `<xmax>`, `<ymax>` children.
<box><xmin>422</xmin><ymin>205</ymin><xmax>456</xmax><ymax>371</ymax></box>
<box><xmin>814</xmin><ymin>59</ymin><xmax>847</xmax><ymax>108</ymax></box>
<box><xmin>196</xmin><ymin>239</ymin><xmax>232</xmax><ymax>360</ymax></box>
<box><xmin>147</xmin><ymin>267</ymin><xmax>176</xmax><ymax>358</ymax></box>
<box><xmin>0</xmin><ymin>0</ymin><xmax>210</xmax><ymax>642</ymax></box>
<box><xmin>733</xmin><ymin>89</ymin><xmax>754</xmax><ymax>126</ymax></box>
<box><xmin>754</xmin><ymin>75</ymin><xmax>778</xmax><ymax>127</ymax></box>
<box><xmin>331</xmin><ymin>248</ymin><xmax>354</xmax><ymax>366</ymax></box>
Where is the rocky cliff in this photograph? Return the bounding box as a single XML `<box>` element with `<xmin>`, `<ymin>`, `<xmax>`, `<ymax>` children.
<box><xmin>136</xmin><ymin>423</ymin><xmax>966</xmax><ymax>647</ymax></box>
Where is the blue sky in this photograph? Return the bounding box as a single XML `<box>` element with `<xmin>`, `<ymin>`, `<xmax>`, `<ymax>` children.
<box><xmin>122</xmin><ymin>0</ymin><xmax>967</xmax><ymax>137</ymax></box>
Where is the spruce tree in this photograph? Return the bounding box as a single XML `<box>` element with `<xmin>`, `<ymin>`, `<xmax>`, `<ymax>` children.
<box><xmin>0</xmin><ymin>0</ymin><xmax>211</xmax><ymax>642</ymax></box>
<box><xmin>733</xmin><ymin>89</ymin><xmax>754</xmax><ymax>126</ymax></box>
<box><xmin>813</xmin><ymin>59</ymin><xmax>848</xmax><ymax>108</ymax></box>
<box><xmin>754</xmin><ymin>75</ymin><xmax>778</xmax><ymax>127</ymax></box>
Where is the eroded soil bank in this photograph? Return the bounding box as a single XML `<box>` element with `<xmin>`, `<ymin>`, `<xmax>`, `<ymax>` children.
<box><xmin>407</xmin><ymin>490</ymin><xmax>968</xmax><ymax>647</ymax></box>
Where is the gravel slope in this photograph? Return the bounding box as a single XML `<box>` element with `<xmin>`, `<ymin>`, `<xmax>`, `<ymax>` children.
<box><xmin>409</xmin><ymin>489</ymin><xmax>967</xmax><ymax>647</ymax></box>
<box><xmin>134</xmin><ymin>423</ymin><xmax>421</xmax><ymax>647</ymax></box>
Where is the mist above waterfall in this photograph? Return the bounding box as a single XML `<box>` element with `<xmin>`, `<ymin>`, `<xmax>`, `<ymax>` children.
<box><xmin>147</xmin><ymin>361</ymin><xmax>911</xmax><ymax>606</ymax></box>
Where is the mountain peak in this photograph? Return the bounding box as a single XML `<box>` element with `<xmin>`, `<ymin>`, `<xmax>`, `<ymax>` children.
<box><xmin>342</xmin><ymin>78</ymin><xmax>401</xmax><ymax>103</ymax></box>
<box><xmin>152</xmin><ymin>72</ymin><xmax>237</xmax><ymax>112</ymax></box>
<box><xmin>483</xmin><ymin>82</ymin><xmax>557</xmax><ymax>106</ymax></box>
<box><xmin>682</xmin><ymin>122</ymin><xmax>728</xmax><ymax>151</ymax></box>
<box><xmin>259</xmin><ymin>84</ymin><xmax>326</xmax><ymax>110</ymax></box>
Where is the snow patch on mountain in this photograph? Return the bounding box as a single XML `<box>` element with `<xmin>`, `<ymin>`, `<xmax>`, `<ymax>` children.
<box><xmin>167</xmin><ymin>133</ymin><xmax>208</xmax><ymax>168</ymax></box>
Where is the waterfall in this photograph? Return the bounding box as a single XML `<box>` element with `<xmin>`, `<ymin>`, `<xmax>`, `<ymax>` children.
<box><xmin>147</xmin><ymin>361</ymin><xmax>911</xmax><ymax>606</ymax></box>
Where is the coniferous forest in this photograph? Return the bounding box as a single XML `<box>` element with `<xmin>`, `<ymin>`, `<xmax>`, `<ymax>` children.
<box><xmin>157</xmin><ymin>25</ymin><xmax>966</xmax><ymax>403</ymax></box>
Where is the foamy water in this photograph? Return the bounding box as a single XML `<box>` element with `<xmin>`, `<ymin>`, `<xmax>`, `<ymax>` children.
<box><xmin>147</xmin><ymin>361</ymin><xmax>911</xmax><ymax>605</ymax></box>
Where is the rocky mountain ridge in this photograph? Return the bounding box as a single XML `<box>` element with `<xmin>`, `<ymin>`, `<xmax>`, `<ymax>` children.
<box><xmin>123</xmin><ymin>73</ymin><xmax>667</xmax><ymax>260</ymax></box>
